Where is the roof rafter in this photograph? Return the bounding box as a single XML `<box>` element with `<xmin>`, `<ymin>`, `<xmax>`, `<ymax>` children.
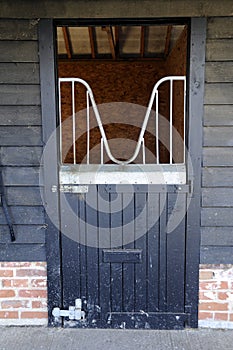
<box><xmin>62</xmin><ymin>27</ymin><xmax>73</xmax><ymax>59</ymax></box>
<box><xmin>88</xmin><ymin>27</ymin><xmax>96</xmax><ymax>59</ymax></box>
<box><xmin>102</xmin><ymin>26</ymin><xmax>116</xmax><ymax>59</ymax></box>
<box><xmin>140</xmin><ymin>26</ymin><xmax>146</xmax><ymax>58</ymax></box>
<box><xmin>164</xmin><ymin>25</ymin><xmax>172</xmax><ymax>58</ymax></box>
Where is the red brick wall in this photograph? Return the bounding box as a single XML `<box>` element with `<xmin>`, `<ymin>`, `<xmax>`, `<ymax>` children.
<box><xmin>199</xmin><ymin>265</ymin><xmax>233</xmax><ymax>328</ymax></box>
<box><xmin>0</xmin><ymin>262</ymin><xmax>47</xmax><ymax>325</ymax></box>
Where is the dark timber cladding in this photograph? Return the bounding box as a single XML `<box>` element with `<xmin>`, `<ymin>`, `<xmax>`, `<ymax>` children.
<box><xmin>0</xmin><ymin>19</ymin><xmax>45</xmax><ymax>261</ymax></box>
<box><xmin>201</xmin><ymin>17</ymin><xmax>233</xmax><ymax>264</ymax></box>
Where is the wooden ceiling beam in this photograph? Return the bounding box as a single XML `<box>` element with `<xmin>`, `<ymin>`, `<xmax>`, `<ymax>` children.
<box><xmin>164</xmin><ymin>25</ymin><xmax>172</xmax><ymax>58</ymax></box>
<box><xmin>140</xmin><ymin>26</ymin><xmax>145</xmax><ymax>58</ymax></box>
<box><xmin>102</xmin><ymin>26</ymin><xmax>116</xmax><ymax>59</ymax></box>
<box><xmin>88</xmin><ymin>27</ymin><xmax>96</xmax><ymax>59</ymax></box>
<box><xmin>115</xmin><ymin>26</ymin><xmax>120</xmax><ymax>58</ymax></box>
<box><xmin>62</xmin><ymin>27</ymin><xmax>73</xmax><ymax>59</ymax></box>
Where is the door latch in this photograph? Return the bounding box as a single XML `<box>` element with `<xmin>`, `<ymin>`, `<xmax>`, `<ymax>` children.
<box><xmin>51</xmin><ymin>185</ymin><xmax>88</xmax><ymax>193</ymax></box>
<box><xmin>52</xmin><ymin>299</ymin><xmax>86</xmax><ymax>321</ymax></box>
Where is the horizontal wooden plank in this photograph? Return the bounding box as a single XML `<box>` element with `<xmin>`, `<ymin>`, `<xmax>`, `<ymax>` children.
<box><xmin>203</xmin><ymin>148</ymin><xmax>233</xmax><ymax>167</ymax></box>
<box><xmin>204</xmin><ymin>126</ymin><xmax>233</xmax><ymax>146</ymax></box>
<box><xmin>202</xmin><ymin>188</ymin><xmax>233</xmax><ymax>207</ymax></box>
<box><xmin>0</xmin><ymin>225</ymin><xmax>45</xmax><ymax>244</ymax></box>
<box><xmin>204</xmin><ymin>84</ymin><xmax>233</xmax><ymax>105</ymax></box>
<box><xmin>204</xmin><ymin>105</ymin><xmax>233</xmax><ymax>126</ymax></box>
<box><xmin>205</xmin><ymin>62</ymin><xmax>233</xmax><ymax>83</ymax></box>
<box><xmin>0</xmin><ymin>85</ymin><xmax>40</xmax><ymax>105</ymax></box>
<box><xmin>202</xmin><ymin>167</ymin><xmax>233</xmax><ymax>187</ymax></box>
<box><xmin>0</xmin><ymin>126</ymin><xmax>42</xmax><ymax>146</ymax></box>
<box><xmin>0</xmin><ymin>63</ymin><xmax>39</xmax><ymax>84</ymax></box>
<box><xmin>206</xmin><ymin>40</ymin><xmax>233</xmax><ymax>61</ymax></box>
<box><xmin>201</xmin><ymin>208</ymin><xmax>233</xmax><ymax>227</ymax></box>
<box><xmin>201</xmin><ymin>227</ymin><xmax>233</xmax><ymax>246</ymax></box>
<box><xmin>0</xmin><ymin>106</ymin><xmax>41</xmax><ymax>126</ymax></box>
<box><xmin>0</xmin><ymin>244</ymin><xmax>46</xmax><ymax>262</ymax></box>
<box><xmin>0</xmin><ymin>206</ymin><xmax>45</xmax><ymax>225</ymax></box>
<box><xmin>0</xmin><ymin>1</ymin><xmax>233</xmax><ymax>18</ymax></box>
<box><xmin>0</xmin><ymin>147</ymin><xmax>42</xmax><ymax>166</ymax></box>
<box><xmin>0</xmin><ymin>41</ymin><xmax>38</xmax><ymax>62</ymax></box>
<box><xmin>2</xmin><ymin>167</ymin><xmax>41</xmax><ymax>186</ymax></box>
<box><xmin>6</xmin><ymin>187</ymin><xmax>42</xmax><ymax>206</ymax></box>
<box><xmin>200</xmin><ymin>246</ymin><xmax>233</xmax><ymax>264</ymax></box>
<box><xmin>207</xmin><ymin>17</ymin><xmax>233</xmax><ymax>39</ymax></box>
<box><xmin>0</xmin><ymin>19</ymin><xmax>38</xmax><ymax>40</ymax></box>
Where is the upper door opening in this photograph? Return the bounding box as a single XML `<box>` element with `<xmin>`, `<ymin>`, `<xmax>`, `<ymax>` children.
<box><xmin>56</xmin><ymin>21</ymin><xmax>188</xmax><ymax>184</ymax></box>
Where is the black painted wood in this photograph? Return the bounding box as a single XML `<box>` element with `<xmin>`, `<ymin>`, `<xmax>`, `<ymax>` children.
<box><xmin>6</xmin><ymin>187</ymin><xmax>42</xmax><ymax>206</ymax></box>
<box><xmin>205</xmin><ymin>84</ymin><xmax>233</xmax><ymax>105</ymax></box>
<box><xmin>202</xmin><ymin>208</ymin><xmax>233</xmax><ymax>227</ymax></box>
<box><xmin>0</xmin><ymin>63</ymin><xmax>39</xmax><ymax>84</ymax></box>
<box><xmin>51</xmin><ymin>18</ymin><xmax>204</xmax><ymax>329</ymax></box>
<box><xmin>61</xmin><ymin>185</ymin><xmax>191</xmax><ymax>328</ymax></box>
<box><xmin>205</xmin><ymin>62</ymin><xmax>233</xmax><ymax>83</ymax></box>
<box><xmin>204</xmin><ymin>127</ymin><xmax>233</xmax><ymax>146</ymax></box>
<box><xmin>0</xmin><ymin>126</ymin><xmax>42</xmax><ymax>146</ymax></box>
<box><xmin>206</xmin><ymin>40</ymin><xmax>233</xmax><ymax>61</ymax></box>
<box><xmin>207</xmin><ymin>17</ymin><xmax>233</xmax><ymax>39</ymax></box>
<box><xmin>0</xmin><ymin>243</ymin><xmax>45</xmax><ymax>261</ymax></box>
<box><xmin>39</xmin><ymin>19</ymin><xmax>62</xmax><ymax>326</ymax></box>
<box><xmin>0</xmin><ymin>106</ymin><xmax>41</xmax><ymax>126</ymax></box>
<box><xmin>202</xmin><ymin>188</ymin><xmax>233</xmax><ymax>207</ymax></box>
<box><xmin>0</xmin><ymin>206</ymin><xmax>44</xmax><ymax>225</ymax></box>
<box><xmin>0</xmin><ymin>41</ymin><xmax>38</xmax><ymax>62</ymax></box>
<box><xmin>103</xmin><ymin>249</ymin><xmax>142</xmax><ymax>263</ymax></box>
<box><xmin>202</xmin><ymin>168</ymin><xmax>233</xmax><ymax>187</ymax></box>
<box><xmin>185</xmin><ymin>18</ymin><xmax>206</xmax><ymax>328</ymax></box>
<box><xmin>122</xmin><ymin>192</ymin><xmax>135</xmax><ymax>313</ymax></box>
<box><xmin>2</xmin><ymin>167</ymin><xmax>41</xmax><ymax>186</ymax></box>
<box><xmin>0</xmin><ymin>224</ymin><xmax>46</xmax><ymax>244</ymax></box>
<box><xmin>203</xmin><ymin>148</ymin><xmax>233</xmax><ymax>166</ymax></box>
<box><xmin>0</xmin><ymin>20</ymin><xmax>38</xmax><ymax>40</ymax></box>
<box><xmin>200</xmin><ymin>247</ymin><xmax>233</xmax><ymax>264</ymax></box>
<box><xmin>166</xmin><ymin>193</ymin><xmax>186</xmax><ymax>313</ymax></box>
<box><xmin>204</xmin><ymin>105</ymin><xmax>233</xmax><ymax>126</ymax></box>
<box><xmin>201</xmin><ymin>227</ymin><xmax>233</xmax><ymax>246</ymax></box>
<box><xmin>0</xmin><ymin>147</ymin><xmax>42</xmax><ymax>166</ymax></box>
<box><xmin>0</xmin><ymin>85</ymin><xmax>40</xmax><ymax>105</ymax></box>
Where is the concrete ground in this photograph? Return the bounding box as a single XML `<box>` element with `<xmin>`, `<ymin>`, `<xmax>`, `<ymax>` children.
<box><xmin>0</xmin><ymin>327</ymin><xmax>232</xmax><ymax>350</ymax></box>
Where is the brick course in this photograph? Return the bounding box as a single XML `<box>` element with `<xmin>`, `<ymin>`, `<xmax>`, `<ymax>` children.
<box><xmin>0</xmin><ymin>262</ymin><xmax>47</xmax><ymax>325</ymax></box>
<box><xmin>199</xmin><ymin>264</ymin><xmax>233</xmax><ymax>328</ymax></box>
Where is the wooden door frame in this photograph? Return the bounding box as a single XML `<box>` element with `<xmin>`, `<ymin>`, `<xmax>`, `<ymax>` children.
<box><xmin>39</xmin><ymin>18</ymin><xmax>206</xmax><ymax>327</ymax></box>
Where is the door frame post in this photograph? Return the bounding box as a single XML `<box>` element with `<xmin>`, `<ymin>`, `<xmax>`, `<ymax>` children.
<box><xmin>185</xmin><ymin>17</ymin><xmax>206</xmax><ymax>328</ymax></box>
<box><xmin>39</xmin><ymin>19</ymin><xmax>62</xmax><ymax>326</ymax></box>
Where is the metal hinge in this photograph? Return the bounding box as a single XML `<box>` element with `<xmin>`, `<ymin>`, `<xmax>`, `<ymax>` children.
<box><xmin>51</xmin><ymin>185</ymin><xmax>88</xmax><ymax>193</ymax></box>
<box><xmin>52</xmin><ymin>299</ymin><xmax>86</xmax><ymax>321</ymax></box>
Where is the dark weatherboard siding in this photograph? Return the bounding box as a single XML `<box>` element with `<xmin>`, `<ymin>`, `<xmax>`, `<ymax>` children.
<box><xmin>0</xmin><ymin>20</ymin><xmax>45</xmax><ymax>260</ymax></box>
<box><xmin>201</xmin><ymin>17</ymin><xmax>233</xmax><ymax>263</ymax></box>
<box><xmin>0</xmin><ymin>16</ymin><xmax>233</xmax><ymax>263</ymax></box>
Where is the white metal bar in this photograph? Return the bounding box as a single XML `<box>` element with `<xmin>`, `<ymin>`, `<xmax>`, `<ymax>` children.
<box><xmin>58</xmin><ymin>80</ymin><xmax>63</xmax><ymax>163</ymax></box>
<box><xmin>72</xmin><ymin>81</ymin><xmax>76</xmax><ymax>164</ymax></box>
<box><xmin>59</xmin><ymin>76</ymin><xmax>186</xmax><ymax>166</ymax></box>
<box><xmin>170</xmin><ymin>80</ymin><xmax>173</xmax><ymax>164</ymax></box>
<box><xmin>101</xmin><ymin>138</ymin><xmax>104</xmax><ymax>164</ymax></box>
<box><xmin>156</xmin><ymin>91</ymin><xmax>159</xmax><ymax>164</ymax></box>
<box><xmin>142</xmin><ymin>139</ymin><xmax>145</xmax><ymax>164</ymax></box>
<box><xmin>86</xmin><ymin>91</ymin><xmax>90</xmax><ymax>164</ymax></box>
<box><xmin>183</xmin><ymin>78</ymin><xmax>186</xmax><ymax>164</ymax></box>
